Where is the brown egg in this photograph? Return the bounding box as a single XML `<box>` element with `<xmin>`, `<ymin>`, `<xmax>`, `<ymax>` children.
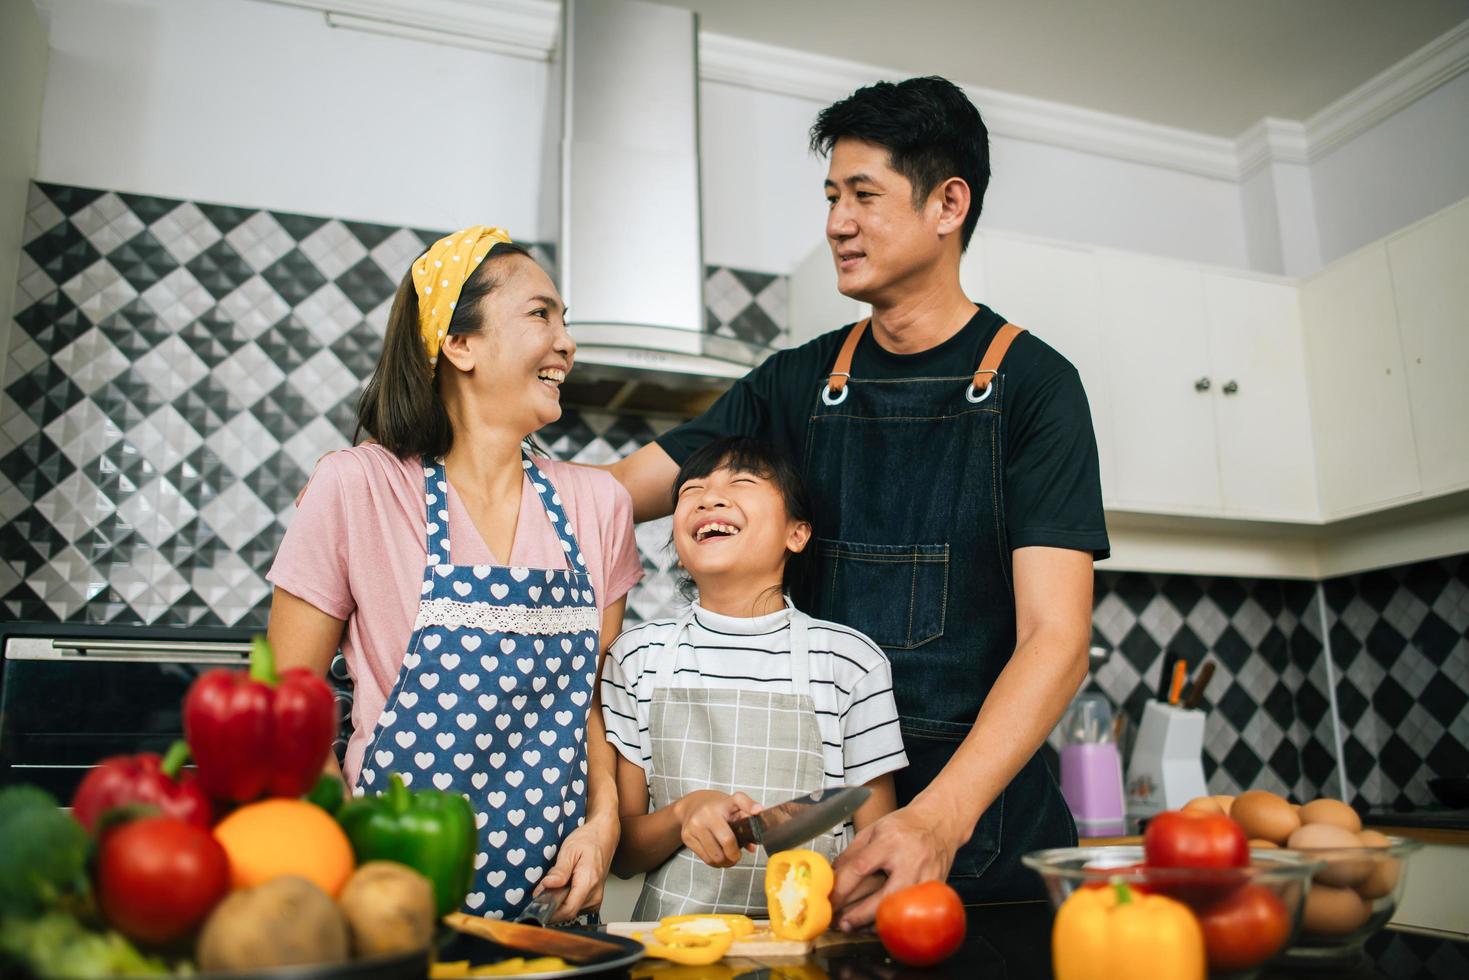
<box><xmin>1232</xmin><ymin>790</ymin><xmax>1300</xmax><ymax>845</ymax></box>
<box><xmin>1183</xmin><ymin>796</ymin><xmax>1224</xmax><ymax>815</ymax></box>
<box><xmin>1303</xmin><ymin>884</ymin><xmax>1372</xmax><ymax>935</ymax></box>
<box><xmin>1212</xmin><ymin>795</ymin><xmax>1236</xmax><ymax>815</ymax></box>
<box><xmin>1299</xmin><ymin>798</ymin><xmax>1362</xmax><ymax>833</ymax></box>
<box><xmin>1289</xmin><ymin>823</ymin><xmax>1372</xmax><ymax>887</ymax></box>
<box><xmin>1354</xmin><ymin>831</ymin><xmax>1401</xmax><ymax>900</ymax></box>
<box><xmin>1249</xmin><ymin>838</ymin><xmax>1280</xmax><ymax>849</ymax></box>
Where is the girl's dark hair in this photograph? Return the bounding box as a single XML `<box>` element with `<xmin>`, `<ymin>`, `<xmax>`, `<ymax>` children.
<box><xmin>355</xmin><ymin>240</ymin><xmax>535</xmax><ymax>460</ymax></box>
<box><xmin>810</xmin><ymin>75</ymin><xmax>990</xmax><ymax>251</ymax></box>
<box><xmin>672</xmin><ymin>437</ymin><xmax>814</xmax><ymax>606</ymax></box>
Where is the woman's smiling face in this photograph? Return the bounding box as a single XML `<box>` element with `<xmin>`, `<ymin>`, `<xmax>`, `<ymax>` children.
<box><xmin>673</xmin><ymin>463</ymin><xmax>811</xmax><ymax>585</ymax></box>
<box><xmin>440</xmin><ymin>253</ymin><xmax>575</xmax><ymax>436</ymax></box>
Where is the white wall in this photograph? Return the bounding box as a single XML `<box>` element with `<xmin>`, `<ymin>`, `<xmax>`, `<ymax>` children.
<box><xmin>37</xmin><ymin>0</ymin><xmax>552</xmax><ymax>237</ymax></box>
<box><xmin>1310</xmin><ymin>69</ymin><xmax>1469</xmax><ymax>267</ymax></box>
<box><xmin>2</xmin><ymin>0</ymin><xmax>49</xmax><ymax>395</ymax></box>
<box><xmin>700</xmin><ymin>81</ymin><xmax>1254</xmax><ymax>274</ymax></box>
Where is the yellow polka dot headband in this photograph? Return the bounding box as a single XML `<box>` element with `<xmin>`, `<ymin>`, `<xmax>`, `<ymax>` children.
<box><xmin>411</xmin><ymin>225</ymin><xmax>514</xmax><ymax>367</ymax></box>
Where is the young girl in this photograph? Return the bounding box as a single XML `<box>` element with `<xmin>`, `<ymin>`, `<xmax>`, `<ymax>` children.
<box><xmin>600</xmin><ymin>437</ymin><xmax>907</xmax><ymax>917</ymax></box>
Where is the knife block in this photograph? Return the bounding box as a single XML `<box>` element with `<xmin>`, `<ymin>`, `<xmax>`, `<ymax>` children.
<box><xmin>1125</xmin><ymin>701</ymin><xmax>1208</xmax><ymax>830</ymax></box>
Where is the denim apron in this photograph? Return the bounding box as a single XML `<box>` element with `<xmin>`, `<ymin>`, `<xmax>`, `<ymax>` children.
<box><xmin>798</xmin><ymin>317</ymin><xmax>1077</xmax><ymax>902</ymax></box>
<box><xmin>354</xmin><ymin>453</ymin><xmax>600</xmax><ymax>920</ymax></box>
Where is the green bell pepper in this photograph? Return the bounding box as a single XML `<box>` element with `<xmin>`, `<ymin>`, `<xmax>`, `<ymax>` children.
<box><xmin>336</xmin><ymin>772</ymin><xmax>476</xmax><ymax>916</ymax></box>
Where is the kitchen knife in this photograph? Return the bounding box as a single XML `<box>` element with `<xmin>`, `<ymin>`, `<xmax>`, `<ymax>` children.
<box><xmin>729</xmin><ymin>786</ymin><xmax>871</xmax><ymax>852</ymax></box>
<box><xmin>1158</xmin><ymin>650</ymin><xmax>1179</xmax><ymax>701</ymax></box>
<box><xmin>515</xmin><ymin>885</ymin><xmax>570</xmax><ymax>926</ymax></box>
<box><xmin>444</xmin><ymin>912</ymin><xmax>624</xmax><ymax>964</ymax></box>
<box><xmin>1182</xmin><ymin>661</ymin><xmax>1216</xmax><ymax>710</ymax></box>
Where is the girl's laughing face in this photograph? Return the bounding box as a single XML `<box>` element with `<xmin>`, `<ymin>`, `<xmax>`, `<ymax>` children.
<box><xmin>673</xmin><ymin>464</ymin><xmax>810</xmax><ymax>584</ymax></box>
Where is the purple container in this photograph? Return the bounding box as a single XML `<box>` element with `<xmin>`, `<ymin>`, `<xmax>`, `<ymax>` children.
<box><xmin>1060</xmin><ymin>742</ymin><xmax>1126</xmax><ymax>837</ymax></box>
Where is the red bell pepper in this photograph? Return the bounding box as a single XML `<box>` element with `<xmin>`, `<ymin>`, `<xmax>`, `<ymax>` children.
<box><xmin>71</xmin><ymin>741</ymin><xmax>213</xmax><ymax>832</ymax></box>
<box><xmin>182</xmin><ymin>636</ymin><xmax>337</xmax><ymax>802</ymax></box>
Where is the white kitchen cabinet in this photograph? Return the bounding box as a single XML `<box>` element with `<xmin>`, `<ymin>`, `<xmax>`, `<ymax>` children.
<box><xmin>980</xmin><ymin>233</ymin><xmax>1116</xmax><ymax>506</ymax></box>
<box><xmin>1203</xmin><ymin>273</ymin><xmax>1319</xmax><ymax>520</ymax></box>
<box><xmin>1386</xmin><ymin>197</ymin><xmax>1469</xmax><ymax>497</ymax></box>
<box><xmin>1096</xmin><ymin>251</ymin><xmax>1223</xmax><ymax>513</ymax></box>
<box><xmin>1301</xmin><ymin>244</ymin><xmax>1421</xmax><ymax>518</ymax></box>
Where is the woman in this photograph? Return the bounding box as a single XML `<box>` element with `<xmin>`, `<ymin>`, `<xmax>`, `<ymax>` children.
<box><xmin>267</xmin><ymin>226</ymin><xmax>642</xmax><ymax>922</ymax></box>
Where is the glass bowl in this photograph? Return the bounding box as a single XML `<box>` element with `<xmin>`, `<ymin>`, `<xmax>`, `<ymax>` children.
<box><xmin>1023</xmin><ymin>845</ymin><xmax>1322</xmax><ymax>979</ymax></box>
<box><xmin>1278</xmin><ymin>835</ymin><xmax>1422</xmax><ymax>964</ymax></box>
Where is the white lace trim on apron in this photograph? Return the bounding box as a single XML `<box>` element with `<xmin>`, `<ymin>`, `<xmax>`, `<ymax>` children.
<box><xmin>413</xmin><ymin>598</ymin><xmax>599</xmax><ymax>635</ymax></box>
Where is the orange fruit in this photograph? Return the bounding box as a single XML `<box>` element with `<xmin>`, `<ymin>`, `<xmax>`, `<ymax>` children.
<box><xmin>212</xmin><ymin>798</ymin><xmax>354</xmax><ymax>896</ymax></box>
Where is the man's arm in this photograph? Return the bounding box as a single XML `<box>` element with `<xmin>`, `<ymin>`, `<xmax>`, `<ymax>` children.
<box><xmin>828</xmin><ymin>545</ymin><xmax>1093</xmax><ymax>928</ymax></box>
<box><xmin>605</xmin><ymin>443</ymin><xmax>681</xmax><ymax>523</ymax></box>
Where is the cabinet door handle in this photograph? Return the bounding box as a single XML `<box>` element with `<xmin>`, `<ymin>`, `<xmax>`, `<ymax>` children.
<box><xmin>1223</xmin><ymin>380</ymin><xmax>1239</xmax><ymax>395</ymax></box>
<box><xmin>1194</xmin><ymin>377</ymin><xmax>1211</xmax><ymax>392</ymax></box>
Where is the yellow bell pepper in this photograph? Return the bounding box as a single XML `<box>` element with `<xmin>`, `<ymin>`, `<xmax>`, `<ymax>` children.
<box><xmin>1052</xmin><ymin>882</ymin><xmax>1205</xmax><ymax>980</ymax></box>
<box><xmin>633</xmin><ymin>927</ymin><xmax>735</xmax><ymax>966</ymax></box>
<box><xmin>764</xmin><ymin>849</ymin><xmax>834</xmax><ymax>941</ymax></box>
<box><xmin>657</xmin><ymin>913</ymin><xmax>756</xmax><ymax>940</ymax></box>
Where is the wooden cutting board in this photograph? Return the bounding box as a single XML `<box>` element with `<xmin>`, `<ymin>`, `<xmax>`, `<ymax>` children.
<box><xmin>604</xmin><ymin>920</ymin><xmax>813</xmax><ymax>957</ymax></box>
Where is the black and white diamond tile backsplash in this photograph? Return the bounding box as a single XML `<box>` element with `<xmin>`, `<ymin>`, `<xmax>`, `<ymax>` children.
<box><xmin>5</xmin><ymin>182</ymin><xmax>1467</xmax><ymax>811</ymax></box>
<box><xmin>1320</xmin><ymin>555</ymin><xmax>1469</xmax><ymax>812</ymax></box>
<box><xmin>2</xmin><ymin>182</ymin><xmax>781</xmax><ymax>630</ymax></box>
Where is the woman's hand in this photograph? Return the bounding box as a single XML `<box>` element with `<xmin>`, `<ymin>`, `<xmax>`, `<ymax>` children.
<box><xmin>536</xmin><ymin>810</ymin><xmax>619</xmax><ymax>923</ymax></box>
<box><xmin>674</xmin><ymin>790</ymin><xmax>761</xmax><ymax>868</ymax></box>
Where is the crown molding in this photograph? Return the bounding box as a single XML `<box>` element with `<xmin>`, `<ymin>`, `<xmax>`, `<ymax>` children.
<box><xmin>256</xmin><ymin>2</ymin><xmax>1469</xmax><ymax>182</ymax></box>
<box><xmin>1300</xmin><ymin>18</ymin><xmax>1469</xmax><ymax>162</ymax></box>
<box><xmin>262</xmin><ymin>0</ymin><xmax>558</xmax><ymax>60</ymax></box>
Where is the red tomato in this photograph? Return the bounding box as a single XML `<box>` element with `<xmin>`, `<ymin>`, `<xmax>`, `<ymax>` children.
<box><xmin>96</xmin><ymin>816</ymin><xmax>230</xmax><ymax>944</ymax></box>
<box><xmin>1144</xmin><ymin>809</ymin><xmax>1249</xmax><ymax>869</ymax></box>
<box><xmin>1195</xmin><ymin>883</ymin><xmax>1291</xmax><ymax>971</ymax></box>
<box><xmin>875</xmin><ymin>880</ymin><xmax>966</xmax><ymax>967</ymax></box>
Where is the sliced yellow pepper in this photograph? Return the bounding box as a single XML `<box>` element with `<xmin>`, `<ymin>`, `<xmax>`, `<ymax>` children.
<box><xmin>430</xmin><ymin>962</ymin><xmax>470</xmax><ymax>978</ymax></box>
<box><xmin>764</xmin><ymin>849</ymin><xmax>834</xmax><ymax>941</ymax></box>
<box><xmin>633</xmin><ymin>927</ymin><xmax>735</xmax><ymax>966</ymax></box>
<box><xmin>658</xmin><ymin>913</ymin><xmax>756</xmax><ymax>939</ymax></box>
<box><xmin>468</xmin><ymin>957</ymin><xmax>570</xmax><ymax>977</ymax></box>
<box><xmin>1052</xmin><ymin>882</ymin><xmax>1205</xmax><ymax>980</ymax></box>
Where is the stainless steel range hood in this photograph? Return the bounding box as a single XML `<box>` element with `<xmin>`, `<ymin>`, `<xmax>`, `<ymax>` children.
<box><xmin>555</xmin><ymin>0</ymin><xmax>773</xmax><ymax>411</ymax></box>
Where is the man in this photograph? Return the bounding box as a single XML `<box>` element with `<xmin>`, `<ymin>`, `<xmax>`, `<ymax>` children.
<box><xmin>608</xmin><ymin>76</ymin><xmax>1108</xmax><ymax>927</ymax></box>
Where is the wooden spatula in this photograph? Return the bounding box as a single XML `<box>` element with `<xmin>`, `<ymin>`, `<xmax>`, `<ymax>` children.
<box><xmin>444</xmin><ymin>912</ymin><xmax>627</xmax><ymax>964</ymax></box>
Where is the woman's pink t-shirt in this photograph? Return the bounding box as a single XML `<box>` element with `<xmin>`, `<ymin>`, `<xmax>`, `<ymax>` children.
<box><xmin>267</xmin><ymin>444</ymin><xmax>643</xmax><ymax>787</ymax></box>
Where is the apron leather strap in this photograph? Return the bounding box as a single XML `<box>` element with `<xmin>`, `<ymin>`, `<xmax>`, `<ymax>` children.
<box><xmin>825</xmin><ymin>319</ymin><xmax>869</xmax><ymax>395</ymax></box>
<box><xmin>826</xmin><ymin>318</ymin><xmax>1026</xmax><ymax>395</ymax></box>
<box><xmin>972</xmin><ymin>323</ymin><xmax>1025</xmax><ymax>393</ymax></box>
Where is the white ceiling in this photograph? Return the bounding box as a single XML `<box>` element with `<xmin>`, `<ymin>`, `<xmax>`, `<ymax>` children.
<box><xmin>649</xmin><ymin>0</ymin><xmax>1469</xmax><ymax>136</ymax></box>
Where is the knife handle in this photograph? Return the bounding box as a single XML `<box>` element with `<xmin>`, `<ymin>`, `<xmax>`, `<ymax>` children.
<box><xmin>729</xmin><ymin>814</ymin><xmax>760</xmax><ymax>849</ymax></box>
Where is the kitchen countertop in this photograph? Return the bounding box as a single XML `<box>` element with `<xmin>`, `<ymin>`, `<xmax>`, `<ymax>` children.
<box><xmin>605</xmin><ymin>903</ymin><xmax>1469</xmax><ymax>979</ymax></box>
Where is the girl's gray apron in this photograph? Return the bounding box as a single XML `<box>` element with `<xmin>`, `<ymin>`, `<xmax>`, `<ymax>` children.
<box><xmin>355</xmin><ymin>453</ymin><xmax>600</xmax><ymax>920</ymax></box>
<box><xmin>634</xmin><ymin>604</ymin><xmax>844</xmax><ymax>917</ymax></box>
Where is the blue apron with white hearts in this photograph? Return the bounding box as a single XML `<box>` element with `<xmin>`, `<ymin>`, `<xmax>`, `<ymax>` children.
<box><xmin>354</xmin><ymin>452</ymin><xmax>600</xmax><ymax>920</ymax></box>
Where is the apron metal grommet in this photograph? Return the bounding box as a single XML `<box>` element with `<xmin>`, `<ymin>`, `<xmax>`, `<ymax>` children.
<box><xmin>965</xmin><ymin>382</ymin><xmax>995</xmax><ymax>404</ymax></box>
<box><xmin>821</xmin><ymin>383</ymin><xmax>850</xmax><ymax>406</ymax></box>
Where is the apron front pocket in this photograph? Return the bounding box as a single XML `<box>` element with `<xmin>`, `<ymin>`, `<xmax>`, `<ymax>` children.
<box><xmin>815</xmin><ymin>540</ymin><xmax>948</xmax><ymax>650</ymax></box>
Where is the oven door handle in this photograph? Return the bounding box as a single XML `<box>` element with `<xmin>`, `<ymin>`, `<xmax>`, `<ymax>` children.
<box><xmin>27</xmin><ymin>639</ymin><xmax>251</xmax><ymax>664</ymax></box>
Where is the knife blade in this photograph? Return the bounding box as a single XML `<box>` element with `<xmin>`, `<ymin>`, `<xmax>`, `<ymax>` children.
<box><xmin>729</xmin><ymin>786</ymin><xmax>871</xmax><ymax>852</ymax></box>
<box><xmin>444</xmin><ymin>912</ymin><xmax>624</xmax><ymax>964</ymax></box>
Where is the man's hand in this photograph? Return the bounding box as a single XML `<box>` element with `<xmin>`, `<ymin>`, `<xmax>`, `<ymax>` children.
<box><xmin>536</xmin><ymin>810</ymin><xmax>618</xmax><ymax>922</ymax></box>
<box><xmin>674</xmin><ymin>790</ymin><xmax>761</xmax><ymax>868</ymax></box>
<box><xmin>830</xmin><ymin>805</ymin><xmax>963</xmax><ymax>931</ymax></box>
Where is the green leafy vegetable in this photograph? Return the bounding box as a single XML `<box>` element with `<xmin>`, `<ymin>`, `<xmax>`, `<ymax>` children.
<box><xmin>0</xmin><ymin>786</ymin><xmax>89</xmax><ymax>917</ymax></box>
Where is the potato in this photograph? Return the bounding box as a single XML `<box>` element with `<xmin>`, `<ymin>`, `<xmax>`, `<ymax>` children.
<box><xmin>338</xmin><ymin>861</ymin><xmax>437</xmax><ymax>957</ymax></box>
<box><xmin>197</xmin><ymin>875</ymin><xmax>350</xmax><ymax>972</ymax></box>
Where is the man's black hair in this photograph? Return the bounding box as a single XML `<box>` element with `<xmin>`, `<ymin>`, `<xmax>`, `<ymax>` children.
<box><xmin>810</xmin><ymin>75</ymin><xmax>990</xmax><ymax>251</ymax></box>
<box><xmin>671</xmin><ymin>437</ymin><xmax>814</xmax><ymax>606</ymax></box>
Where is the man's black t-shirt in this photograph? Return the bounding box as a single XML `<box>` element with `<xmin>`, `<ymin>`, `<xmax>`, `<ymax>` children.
<box><xmin>656</xmin><ymin>305</ymin><xmax>1110</xmax><ymax>558</ymax></box>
